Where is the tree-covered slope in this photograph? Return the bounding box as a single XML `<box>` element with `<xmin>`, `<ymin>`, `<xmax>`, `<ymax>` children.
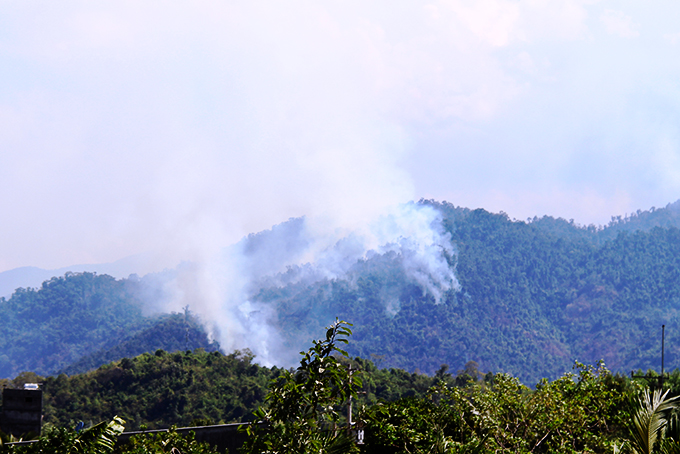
<box><xmin>0</xmin><ymin>273</ymin><xmax>148</xmax><ymax>378</ymax></box>
<box><xmin>0</xmin><ymin>272</ymin><xmax>224</xmax><ymax>379</ymax></box>
<box><xmin>58</xmin><ymin>313</ymin><xmax>221</xmax><ymax>376</ymax></box>
<box><xmin>3</xmin><ymin>349</ymin><xmax>273</xmax><ymax>431</ymax></box>
<box><xmin>1</xmin><ymin>347</ymin><xmax>449</xmax><ymax>431</ymax></box>
<box><xmin>5</xmin><ymin>200</ymin><xmax>680</xmax><ymax>385</ymax></box>
<box><xmin>251</xmin><ymin>200</ymin><xmax>680</xmax><ymax>384</ymax></box>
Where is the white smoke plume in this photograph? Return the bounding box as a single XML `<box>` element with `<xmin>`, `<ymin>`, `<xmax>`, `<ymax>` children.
<box><xmin>146</xmin><ymin>202</ymin><xmax>458</xmax><ymax>367</ymax></box>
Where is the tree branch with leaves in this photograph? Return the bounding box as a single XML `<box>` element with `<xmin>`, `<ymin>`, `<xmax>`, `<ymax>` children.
<box><xmin>241</xmin><ymin>319</ymin><xmax>361</xmax><ymax>454</ymax></box>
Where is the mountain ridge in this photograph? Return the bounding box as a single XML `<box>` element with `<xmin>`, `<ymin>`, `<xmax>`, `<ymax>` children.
<box><xmin>3</xmin><ymin>199</ymin><xmax>680</xmax><ymax>383</ymax></box>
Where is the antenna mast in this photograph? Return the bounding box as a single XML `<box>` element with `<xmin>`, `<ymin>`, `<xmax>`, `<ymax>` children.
<box><xmin>662</xmin><ymin>324</ymin><xmax>665</xmax><ymax>381</ymax></box>
<box><xmin>631</xmin><ymin>324</ymin><xmax>667</xmax><ymax>389</ymax></box>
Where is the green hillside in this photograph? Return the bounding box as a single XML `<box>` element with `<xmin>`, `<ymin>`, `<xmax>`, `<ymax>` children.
<box><xmin>0</xmin><ymin>273</ymin><xmax>218</xmax><ymax>379</ymax></box>
<box><xmin>0</xmin><ymin>273</ymin><xmax>146</xmax><ymax>378</ymax></box>
<box><xmin>5</xmin><ymin>324</ymin><xmax>680</xmax><ymax>454</ymax></box>
<box><xmin>58</xmin><ymin>313</ymin><xmax>220</xmax><ymax>376</ymax></box>
<box><xmin>4</xmin><ymin>200</ymin><xmax>680</xmax><ymax>385</ymax></box>
<box><xmin>1</xmin><ymin>346</ymin><xmax>449</xmax><ymax>431</ymax></box>
<box><xmin>45</xmin><ymin>349</ymin><xmax>272</xmax><ymax>430</ymax></box>
<box><xmin>254</xmin><ymin>200</ymin><xmax>680</xmax><ymax>384</ymax></box>
<box><xmin>0</xmin><ymin>322</ymin><xmax>660</xmax><ymax>454</ymax></box>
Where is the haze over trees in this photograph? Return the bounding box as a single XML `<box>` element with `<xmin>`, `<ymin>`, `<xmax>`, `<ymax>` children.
<box><xmin>254</xmin><ymin>199</ymin><xmax>680</xmax><ymax>383</ymax></box>
<box><xmin>0</xmin><ymin>273</ymin><xmax>218</xmax><ymax>379</ymax></box>
<box><xmin>2</xmin><ymin>200</ymin><xmax>680</xmax><ymax>383</ymax></box>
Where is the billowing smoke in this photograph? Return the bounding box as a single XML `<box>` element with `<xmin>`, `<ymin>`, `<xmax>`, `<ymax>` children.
<box><xmin>142</xmin><ymin>201</ymin><xmax>457</xmax><ymax>367</ymax></box>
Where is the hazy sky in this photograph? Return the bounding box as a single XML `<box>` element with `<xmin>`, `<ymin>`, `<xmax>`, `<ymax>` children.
<box><xmin>2</xmin><ymin>1</ymin><xmax>680</xmax><ymax>272</ymax></box>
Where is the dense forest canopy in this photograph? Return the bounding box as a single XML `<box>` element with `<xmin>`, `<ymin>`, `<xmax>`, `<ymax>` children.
<box><xmin>2</xmin><ymin>200</ymin><xmax>680</xmax><ymax>384</ymax></box>
<box><xmin>0</xmin><ymin>273</ymin><xmax>218</xmax><ymax>379</ymax></box>
<box><xmin>0</xmin><ymin>347</ymin><xmax>452</xmax><ymax>432</ymax></box>
<box><xmin>254</xmin><ymin>200</ymin><xmax>680</xmax><ymax>383</ymax></box>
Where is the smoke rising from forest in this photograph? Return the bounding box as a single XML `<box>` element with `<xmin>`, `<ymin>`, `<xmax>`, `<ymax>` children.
<box><xmin>4</xmin><ymin>3</ymin><xmax>680</xmax><ymax>274</ymax></box>
<box><xmin>142</xmin><ymin>202</ymin><xmax>458</xmax><ymax>366</ymax></box>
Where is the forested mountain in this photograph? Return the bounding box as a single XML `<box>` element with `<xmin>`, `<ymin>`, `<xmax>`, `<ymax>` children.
<box><xmin>0</xmin><ymin>273</ymin><xmax>145</xmax><ymax>378</ymax></box>
<box><xmin>58</xmin><ymin>313</ymin><xmax>220</xmax><ymax>376</ymax></box>
<box><xmin>252</xmin><ymin>200</ymin><xmax>680</xmax><ymax>383</ymax></box>
<box><xmin>3</xmin><ymin>200</ymin><xmax>680</xmax><ymax>384</ymax></box>
<box><xmin>0</xmin><ymin>273</ymin><xmax>218</xmax><ymax>379</ymax></box>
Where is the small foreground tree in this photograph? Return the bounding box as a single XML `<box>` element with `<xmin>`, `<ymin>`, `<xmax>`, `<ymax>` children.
<box><xmin>240</xmin><ymin>319</ymin><xmax>361</xmax><ymax>454</ymax></box>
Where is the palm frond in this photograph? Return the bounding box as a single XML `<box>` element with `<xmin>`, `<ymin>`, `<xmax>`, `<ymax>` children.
<box><xmin>323</xmin><ymin>432</ymin><xmax>358</xmax><ymax>454</ymax></box>
<box><xmin>629</xmin><ymin>389</ymin><xmax>679</xmax><ymax>454</ymax></box>
<box><xmin>659</xmin><ymin>413</ymin><xmax>680</xmax><ymax>454</ymax></box>
<box><xmin>76</xmin><ymin>415</ymin><xmax>125</xmax><ymax>453</ymax></box>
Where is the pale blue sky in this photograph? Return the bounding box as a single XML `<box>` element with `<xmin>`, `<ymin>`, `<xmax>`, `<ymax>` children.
<box><xmin>2</xmin><ymin>1</ymin><xmax>680</xmax><ymax>272</ymax></box>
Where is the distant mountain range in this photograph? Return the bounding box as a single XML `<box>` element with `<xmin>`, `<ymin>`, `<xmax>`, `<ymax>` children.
<box><xmin>0</xmin><ymin>252</ymin><xmax>171</xmax><ymax>299</ymax></box>
<box><xmin>3</xmin><ymin>199</ymin><xmax>680</xmax><ymax>384</ymax></box>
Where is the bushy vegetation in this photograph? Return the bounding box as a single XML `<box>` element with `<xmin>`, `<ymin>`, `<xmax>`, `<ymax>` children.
<box><xmin>22</xmin><ymin>349</ymin><xmax>273</xmax><ymax>431</ymax></box>
<box><xmin>238</xmin><ymin>320</ymin><xmax>647</xmax><ymax>453</ymax></box>
<box><xmin>0</xmin><ymin>416</ymin><xmax>217</xmax><ymax>454</ymax></box>
<box><xmin>242</xmin><ymin>319</ymin><xmax>360</xmax><ymax>454</ymax></box>
<box><xmin>361</xmin><ymin>362</ymin><xmax>634</xmax><ymax>453</ymax></box>
<box><xmin>9</xmin><ymin>321</ymin><xmax>680</xmax><ymax>453</ymax></box>
<box><xmin>1</xmin><ymin>350</ymin><xmax>450</xmax><ymax>433</ymax></box>
<box><xmin>241</xmin><ymin>319</ymin><xmax>680</xmax><ymax>453</ymax></box>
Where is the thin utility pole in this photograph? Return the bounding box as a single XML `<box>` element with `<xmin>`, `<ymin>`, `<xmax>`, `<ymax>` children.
<box><xmin>662</xmin><ymin>324</ymin><xmax>665</xmax><ymax>386</ymax></box>
<box><xmin>631</xmin><ymin>324</ymin><xmax>667</xmax><ymax>389</ymax></box>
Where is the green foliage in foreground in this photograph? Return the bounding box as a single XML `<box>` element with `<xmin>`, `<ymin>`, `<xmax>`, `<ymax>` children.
<box><xmin>10</xmin><ymin>321</ymin><xmax>680</xmax><ymax>453</ymax></box>
<box><xmin>0</xmin><ymin>417</ymin><xmax>217</xmax><ymax>454</ymax></box>
<box><xmin>0</xmin><ymin>416</ymin><xmax>125</xmax><ymax>454</ymax></box>
<box><xmin>242</xmin><ymin>319</ymin><xmax>360</xmax><ymax>454</ymax></box>
<box><xmin>362</xmin><ymin>362</ymin><xmax>635</xmax><ymax>454</ymax></box>
<box><xmin>242</xmin><ymin>320</ymin><xmax>680</xmax><ymax>453</ymax></box>
<box><xmin>116</xmin><ymin>428</ymin><xmax>217</xmax><ymax>454</ymax></box>
<box><xmin>0</xmin><ymin>362</ymin><xmax>659</xmax><ymax>454</ymax></box>
<box><xmin>628</xmin><ymin>388</ymin><xmax>680</xmax><ymax>454</ymax></box>
<box><xmin>3</xmin><ymin>349</ymin><xmax>276</xmax><ymax>431</ymax></box>
<box><xmin>1</xmin><ymin>351</ymin><xmax>458</xmax><ymax>432</ymax></box>
<box><xmin>239</xmin><ymin>320</ymin><xmax>646</xmax><ymax>453</ymax></box>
